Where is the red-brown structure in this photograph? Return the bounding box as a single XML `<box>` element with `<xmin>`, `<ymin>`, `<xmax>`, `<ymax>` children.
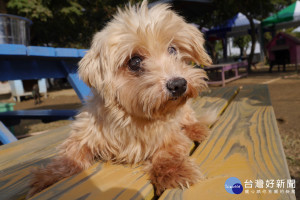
<box><xmin>267</xmin><ymin>32</ymin><xmax>300</xmax><ymax>72</ymax></box>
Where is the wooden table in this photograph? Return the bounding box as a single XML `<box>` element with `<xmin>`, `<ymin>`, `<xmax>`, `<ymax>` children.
<box><xmin>0</xmin><ymin>85</ymin><xmax>296</xmax><ymax>200</ymax></box>
<box><xmin>204</xmin><ymin>61</ymin><xmax>248</xmax><ymax>87</ymax></box>
<box><xmin>0</xmin><ymin>44</ymin><xmax>91</xmax><ymax>144</ymax></box>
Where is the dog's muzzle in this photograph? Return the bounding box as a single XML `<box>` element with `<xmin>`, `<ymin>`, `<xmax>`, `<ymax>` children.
<box><xmin>166</xmin><ymin>77</ymin><xmax>187</xmax><ymax>98</ymax></box>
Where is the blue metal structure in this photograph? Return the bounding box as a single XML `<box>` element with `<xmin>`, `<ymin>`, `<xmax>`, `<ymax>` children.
<box><xmin>0</xmin><ymin>44</ymin><xmax>91</xmax><ymax>144</ymax></box>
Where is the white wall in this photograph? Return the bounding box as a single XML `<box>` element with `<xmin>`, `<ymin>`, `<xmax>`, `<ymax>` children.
<box><xmin>227</xmin><ymin>37</ymin><xmax>261</xmax><ymax>56</ymax></box>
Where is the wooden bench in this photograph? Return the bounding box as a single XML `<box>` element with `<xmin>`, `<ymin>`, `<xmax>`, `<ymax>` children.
<box><xmin>0</xmin><ymin>110</ymin><xmax>78</xmax><ymax>126</ymax></box>
<box><xmin>0</xmin><ymin>85</ymin><xmax>296</xmax><ymax>200</ymax></box>
<box><xmin>204</xmin><ymin>61</ymin><xmax>248</xmax><ymax>87</ymax></box>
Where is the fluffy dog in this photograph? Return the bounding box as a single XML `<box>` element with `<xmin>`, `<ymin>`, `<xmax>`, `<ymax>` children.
<box><xmin>28</xmin><ymin>1</ymin><xmax>212</xmax><ymax>197</ymax></box>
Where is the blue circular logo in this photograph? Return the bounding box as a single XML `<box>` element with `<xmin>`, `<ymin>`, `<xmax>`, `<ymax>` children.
<box><xmin>225</xmin><ymin>177</ymin><xmax>243</xmax><ymax>194</ymax></box>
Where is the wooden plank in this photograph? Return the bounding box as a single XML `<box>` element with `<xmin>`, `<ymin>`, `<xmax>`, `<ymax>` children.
<box><xmin>206</xmin><ymin>61</ymin><xmax>248</xmax><ymax>87</ymax></box>
<box><xmin>27</xmin><ymin>46</ymin><xmax>56</xmax><ymax>57</ymax></box>
<box><xmin>0</xmin><ymin>110</ymin><xmax>77</xmax><ymax>125</ymax></box>
<box><xmin>0</xmin><ymin>58</ymin><xmax>68</xmax><ymax>81</ymax></box>
<box><xmin>159</xmin><ymin>85</ymin><xmax>295</xmax><ymax>200</ymax></box>
<box><xmin>0</xmin><ymin>126</ymin><xmax>70</xmax><ymax>200</ymax></box>
<box><xmin>208</xmin><ymin>73</ymin><xmax>247</xmax><ymax>86</ymax></box>
<box><xmin>30</xmin><ymin>86</ymin><xmax>239</xmax><ymax>200</ymax></box>
<box><xmin>0</xmin><ymin>44</ymin><xmax>27</xmax><ymax>55</ymax></box>
<box><xmin>30</xmin><ymin>163</ymin><xmax>153</xmax><ymax>200</ymax></box>
<box><xmin>191</xmin><ymin>86</ymin><xmax>239</xmax><ymax>120</ymax></box>
<box><xmin>55</xmin><ymin>48</ymin><xmax>79</xmax><ymax>57</ymax></box>
<box><xmin>78</xmin><ymin>49</ymin><xmax>88</xmax><ymax>57</ymax></box>
<box><xmin>60</xmin><ymin>60</ymin><xmax>91</xmax><ymax>102</ymax></box>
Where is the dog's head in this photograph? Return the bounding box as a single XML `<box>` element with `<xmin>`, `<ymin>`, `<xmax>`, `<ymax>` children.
<box><xmin>79</xmin><ymin>1</ymin><xmax>211</xmax><ymax>119</ymax></box>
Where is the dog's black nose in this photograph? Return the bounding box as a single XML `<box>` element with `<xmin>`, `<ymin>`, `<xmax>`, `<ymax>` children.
<box><xmin>166</xmin><ymin>77</ymin><xmax>187</xmax><ymax>97</ymax></box>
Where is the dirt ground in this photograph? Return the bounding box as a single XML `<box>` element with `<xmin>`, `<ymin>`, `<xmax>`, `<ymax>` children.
<box><xmin>0</xmin><ymin>89</ymin><xmax>82</xmax><ymax>136</ymax></box>
<box><xmin>0</xmin><ymin>64</ymin><xmax>299</xmax><ymax>197</ymax></box>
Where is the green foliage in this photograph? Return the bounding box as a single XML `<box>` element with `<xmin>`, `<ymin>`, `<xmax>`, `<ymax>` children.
<box><xmin>281</xmin><ymin>27</ymin><xmax>300</xmax><ymax>39</ymax></box>
<box><xmin>293</xmin><ymin>32</ymin><xmax>300</xmax><ymax>38</ymax></box>
<box><xmin>264</xmin><ymin>32</ymin><xmax>273</xmax><ymax>44</ymax></box>
<box><xmin>214</xmin><ymin>40</ymin><xmax>223</xmax><ymax>58</ymax></box>
<box><xmin>5</xmin><ymin>0</ymin><xmax>143</xmax><ymax>48</ymax></box>
<box><xmin>233</xmin><ymin>36</ymin><xmax>251</xmax><ymax>49</ymax></box>
<box><xmin>3</xmin><ymin>0</ymin><xmax>297</xmax><ymax>49</ymax></box>
<box><xmin>233</xmin><ymin>36</ymin><xmax>251</xmax><ymax>56</ymax></box>
<box><xmin>7</xmin><ymin>0</ymin><xmax>52</xmax><ymax>21</ymax></box>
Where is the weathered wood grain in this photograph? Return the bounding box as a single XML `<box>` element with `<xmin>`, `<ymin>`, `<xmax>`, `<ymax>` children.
<box><xmin>30</xmin><ymin>163</ymin><xmax>153</xmax><ymax>200</ymax></box>
<box><xmin>0</xmin><ymin>126</ymin><xmax>70</xmax><ymax>200</ymax></box>
<box><xmin>192</xmin><ymin>86</ymin><xmax>240</xmax><ymax>118</ymax></box>
<box><xmin>159</xmin><ymin>85</ymin><xmax>295</xmax><ymax>200</ymax></box>
<box><xmin>0</xmin><ymin>126</ymin><xmax>70</xmax><ymax>170</ymax></box>
<box><xmin>27</xmin><ymin>87</ymin><xmax>239</xmax><ymax>200</ymax></box>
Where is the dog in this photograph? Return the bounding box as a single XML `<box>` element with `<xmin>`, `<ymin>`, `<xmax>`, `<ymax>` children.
<box><xmin>28</xmin><ymin>1</ymin><xmax>212</xmax><ymax>197</ymax></box>
<box><xmin>32</xmin><ymin>83</ymin><xmax>41</xmax><ymax>105</ymax></box>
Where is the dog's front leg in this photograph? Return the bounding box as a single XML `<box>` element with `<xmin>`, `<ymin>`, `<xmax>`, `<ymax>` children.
<box><xmin>27</xmin><ymin>129</ymin><xmax>95</xmax><ymax>198</ymax></box>
<box><xmin>145</xmin><ymin>134</ymin><xmax>204</xmax><ymax>195</ymax></box>
<box><xmin>182</xmin><ymin>122</ymin><xmax>210</xmax><ymax>143</ymax></box>
<box><xmin>181</xmin><ymin>105</ymin><xmax>210</xmax><ymax>143</ymax></box>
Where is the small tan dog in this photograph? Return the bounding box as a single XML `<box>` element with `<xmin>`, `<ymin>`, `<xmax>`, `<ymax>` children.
<box><xmin>28</xmin><ymin>1</ymin><xmax>212</xmax><ymax>197</ymax></box>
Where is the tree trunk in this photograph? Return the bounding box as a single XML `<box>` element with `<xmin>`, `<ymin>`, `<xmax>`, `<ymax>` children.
<box><xmin>0</xmin><ymin>0</ymin><xmax>7</xmax><ymax>13</ymax></box>
<box><xmin>245</xmin><ymin>14</ymin><xmax>256</xmax><ymax>73</ymax></box>
<box><xmin>222</xmin><ymin>37</ymin><xmax>228</xmax><ymax>61</ymax></box>
<box><xmin>239</xmin><ymin>46</ymin><xmax>243</xmax><ymax>57</ymax></box>
<box><xmin>206</xmin><ymin>41</ymin><xmax>217</xmax><ymax>63</ymax></box>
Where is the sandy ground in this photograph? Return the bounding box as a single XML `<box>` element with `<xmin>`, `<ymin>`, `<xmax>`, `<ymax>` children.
<box><xmin>0</xmin><ymin>65</ymin><xmax>299</xmax><ymax>198</ymax></box>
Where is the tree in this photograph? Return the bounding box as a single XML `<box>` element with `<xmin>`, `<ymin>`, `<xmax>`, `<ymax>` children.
<box><xmin>197</xmin><ymin>0</ymin><xmax>295</xmax><ymax>72</ymax></box>
<box><xmin>3</xmin><ymin>0</ymin><xmax>296</xmax><ymax>53</ymax></box>
<box><xmin>6</xmin><ymin>0</ymin><xmax>83</xmax><ymax>47</ymax></box>
<box><xmin>5</xmin><ymin>0</ymin><xmax>143</xmax><ymax>48</ymax></box>
<box><xmin>235</xmin><ymin>0</ymin><xmax>293</xmax><ymax>72</ymax></box>
<box><xmin>0</xmin><ymin>0</ymin><xmax>9</xmax><ymax>13</ymax></box>
<box><xmin>233</xmin><ymin>36</ymin><xmax>251</xmax><ymax>57</ymax></box>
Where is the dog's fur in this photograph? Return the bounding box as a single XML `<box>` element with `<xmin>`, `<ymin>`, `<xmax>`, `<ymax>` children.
<box><xmin>28</xmin><ymin>1</ymin><xmax>212</xmax><ymax>197</ymax></box>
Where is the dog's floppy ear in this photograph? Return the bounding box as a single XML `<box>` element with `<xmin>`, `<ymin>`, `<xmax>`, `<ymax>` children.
<box><xmin>175</xmin><ymin>24</ymin><xmax>212</xmax><ymax>66</ymax></box>
<box><xmin>78</xmin><ymin>32</ymin><xmax>105</xmax><ymax>89</ymax></box>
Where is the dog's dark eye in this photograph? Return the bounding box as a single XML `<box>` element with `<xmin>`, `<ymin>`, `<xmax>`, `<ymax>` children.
<box><xmin>128</xmin><ymin>56</ymin><xmax>142</xmax><ymax>71</ymax></box>
<box><xmin>168</xmin><ymin>46</ymin><xmax>177</xmax><ymax>55</ymax></box>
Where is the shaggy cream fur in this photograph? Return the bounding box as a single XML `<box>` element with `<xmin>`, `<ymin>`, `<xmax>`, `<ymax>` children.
<box><xmin>28</xmin><ymin>1</ymin><xmax>212</xmax><ymax>197</ymax></box>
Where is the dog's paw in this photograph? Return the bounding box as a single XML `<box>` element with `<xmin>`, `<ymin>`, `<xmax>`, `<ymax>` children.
<box><xmin>27</xmin><ymin>186</ymin><xmax>43</xmax><ymax>199</ymax></box>
<box><xmin>150</xmin><ymin>157</ymin><xmax>204</xmax><ymax>195</ymax></box>
<box><xmin>26</xmin><ymin>167</ymin><xmax>57</xmax><ymax>198</ymax></box>
<box><xmin>183</xmin><ymin>123</ymin><xmax>210</xmax><ymax>142</ymax></box>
